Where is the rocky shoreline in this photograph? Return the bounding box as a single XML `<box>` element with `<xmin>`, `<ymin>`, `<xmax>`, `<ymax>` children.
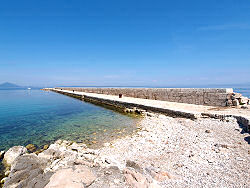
<box><xmin>0</xmin><ymin>112</ymin><xmax>249</xmax><ymax>188</ymax></box>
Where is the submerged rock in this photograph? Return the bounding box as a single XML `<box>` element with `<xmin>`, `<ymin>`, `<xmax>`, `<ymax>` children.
<box><xmin>26</xmin><ymin>144</ymin><xmax>37</xmax><ymax>152</ymax></box>
<box><xmin>3</xmin><ymin>146</ymin><xmax>27</xmax><ymax>166</ymax></box>
<box><xmin>43</xmin><ymin>144</ymin><xmax>49</xmax><ymax>150</ymax></box>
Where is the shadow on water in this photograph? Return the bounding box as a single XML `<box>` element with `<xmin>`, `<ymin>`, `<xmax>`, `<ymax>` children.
<box><xmin>59</xmin><ymin>92</ymin><xmax>141</xmax><ymax>118</ymax></box>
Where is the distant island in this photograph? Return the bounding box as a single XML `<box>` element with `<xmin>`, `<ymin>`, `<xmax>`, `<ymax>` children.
<box><xmin>0</xmin><ymin>82</ymin><xmax>25</xmax><ymax>89</ymax></box>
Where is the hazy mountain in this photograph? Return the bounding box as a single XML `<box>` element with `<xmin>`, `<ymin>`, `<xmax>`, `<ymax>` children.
<box><xmin>0</xmin><ymin>82</ymin><xmax>23</xmax><ymax>89</ymax></box>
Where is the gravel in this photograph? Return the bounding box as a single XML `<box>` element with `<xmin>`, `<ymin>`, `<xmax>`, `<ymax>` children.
<box><xmin>97</xmin><ymin>114</ymin><xmax>250</xmax><ymax>187</ymax></box>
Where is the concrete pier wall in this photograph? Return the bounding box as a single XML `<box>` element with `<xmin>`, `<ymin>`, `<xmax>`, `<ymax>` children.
<box><xmin>56</xmin><ymin>88</ymin><xmax>234</xmax><ymax>107</ymax></box>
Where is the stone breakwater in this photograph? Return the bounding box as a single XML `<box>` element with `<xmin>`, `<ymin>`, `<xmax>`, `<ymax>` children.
<box><xmin>0</xmin><ymin>114</ymin><xmax>249</xmax><ymax>187</ymax></box>
<box><xmin>55</xmin><ymin>87</ymin><xmax>249</xmax><ymax>107</ymax></box>
<box><xmin>49</xmin><ymin>88</ymin><xmax>250</xmax><ymax>132</ymax></box>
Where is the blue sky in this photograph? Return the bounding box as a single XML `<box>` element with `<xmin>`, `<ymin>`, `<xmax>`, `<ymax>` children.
<box><xmin>0</xmin><ymin>0</ymin><xmax>249</xmax><ymax>87</ymax></box>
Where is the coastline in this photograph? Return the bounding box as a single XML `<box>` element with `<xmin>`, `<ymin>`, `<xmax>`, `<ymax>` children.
<box><xmin>1</xmin><ymin>112</ymin><xmax>249</xmax><ymax>187</ymax></box>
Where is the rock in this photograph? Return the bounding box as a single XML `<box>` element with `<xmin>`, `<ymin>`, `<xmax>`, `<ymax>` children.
<box><xmin>124</xmin><ymin>168</ymin><xmax>150</xmax><ymax>188</ymax></box>
<box><xmin>3</xmin><ymin>146</ymin><xmax>27</xmax><ymax>166</ymax></box>
<box><xmin>61</xmin><ymin>140</ymin><xmax>73</xmax><ymax>147</ymax></box>
<box><xmin>3</xmin><ymin>154</ymin><xmax>52</xmax><ymax>188</ymax></box>
<box><xmin>34</xmin><ymin>149</ymin><xmax>44</xmax><ymax>155</ymax></box>
<box><xmin>0</xmin><ymin>150</ymin><xmax>5</xmax><ymax>159</ymax></box>
<box><xmin>113</xmin><ymin>178</ymin><xmax>120</xmax><ymax>184</ymax></box>
<box><xmin>73</xmin><ymin>159</ymin><xmax>94</xmax><ymax>167</ymax></box>
<box><xmin>38</xmin><ymin>148</ymin><xmax>62</xmax><ymax>160</ymax></box>
<box><xmin>126</xmin><ymin>160</ymin><xmax>142</xmax><ymax>173</ymax></box>
<box><xmin>232</xmin><ymin>99</ymin><xmax>239</xmax><ymax>106</ymax></box>
<box><xmin>226</xmin><ymin>100</ymin><xmax>233</xmax><ymax>106</ymax></box>
<box><xmin>69</xmin><ymin>142</ymin><xmax>87</xmax><ymax>151</ymax></box>
<box><xmin>69</xmin><ymin>142</ymin><xmax>80</xmax><ymax>151</ymax></box>
<box><xmin>44</xmin><ymin>165</ymin><xmax>96</xmax><ymax>188</ymax></box>
<box><xmin>146</xmin><ymin>112</ymin><xmax>155</xmax><ymax>117</ymax></box>
<box><xmin>146</xmin><ymin>167</ymin><xmax>171</xmax><ymax>181</ymax></box>
<box><xmin>103</xmin><ymin>142</ymin><xmax>110</xmax><ymax>147</ymax></box>
<box><xmin>153</xmin><ymin>171</ymin><xmax>171</xmax><ymax>181</ymax></box>
<box><xmin>43</xmin><ymin>144</ymin><xmax>49</xmax><ymax>150</ymax></box>
<box><xmin>241</xmin><ymin>105</ymin><xmax>248</xmax><ymax>109</ymax></box>
<box><xmin>239</xmin><ymin>97</ymin><xmax>249</xmax><ymax>104</ymax></box>
<box><xmin>124</xmin><ymin>108</ymin><xmax>130</xmax><ymax>113</ymax></box>
<box><xmin>26</xmin><ymin>144</ymin><xmax>37</xmax><ymax>152</ymax></box>
<box><xmin>4</xmin><ymin>170</ymin><xmax>10</xmax><ymax>176</ymax></box>
<box><xmin>205</xmin><ymin>130</ymin><xmax>211</xmax><ymax>133</ymax></box>
<box><xmin>104</xmin><ymin>170</ymin><xmax>112</xmax><ymax>175</ymax></box>
<box><xmin>232</xmin><ymin>93</ymin><xmax>242</xmax><ymax>99</ymax></box>
<box><xmin>0</xmin><ymin>177</ymin><xmax>7</xmax><ymax>184</ymax></box>
<box><xmin>55</xmin><ymin>140</ymin><xmax>63</xmax><ymax>145</ymax></box>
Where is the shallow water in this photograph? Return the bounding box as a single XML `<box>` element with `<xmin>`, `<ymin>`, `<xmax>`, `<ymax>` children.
<box><xmin>0</xmin><ymin>90</ymin><xmax>140</xmax><ymax>151</ymax></box>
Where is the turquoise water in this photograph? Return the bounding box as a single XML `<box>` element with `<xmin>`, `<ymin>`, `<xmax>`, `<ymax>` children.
<box><xmin>0</xmin><ymin>89</ymin><xmax>139</xmax><ymax>151</ymax></box>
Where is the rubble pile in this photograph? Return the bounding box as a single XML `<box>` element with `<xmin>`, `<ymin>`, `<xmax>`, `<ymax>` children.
<box><xmin>227</xmin><ymin>93</ymin><xmax>249</xmax><ymax>107</ymax></box>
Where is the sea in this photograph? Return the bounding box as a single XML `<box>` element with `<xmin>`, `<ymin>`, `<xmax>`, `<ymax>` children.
<box><xmin>234</xmin><ymin>88</ymin><xmax>250</xmax><ymax>98</ymax></box>
<box><xmin>0</xmin><ymin>89</ymin><xmax>140</xmax><ymax>152</ymax></box>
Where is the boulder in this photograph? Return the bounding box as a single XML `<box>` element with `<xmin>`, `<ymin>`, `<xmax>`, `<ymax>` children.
<box><xmin>3</xmin><ymin>154</ymin><xmax>52</xmax><ymax>188</ymax></box>
<box><xmin>239</xmin><ymin>97</ymin><xmax>249</xmax><ymax>104</ymax></box>
<box><xmin>232</xmin><ymin>99</ymin><xmax>239</xmax><ymax>106</ymax></box>
<box><xmin>232</xmin><ymin>93</ymin><xmax>242</xmax><ymax>99</ymax></box>
<box><xmin>44</xmin><ymin>165</ymin><xmax>96</xmax><ymax>188</ymax></box>
<box><xmin>226</xmin><ymin>100</ymin><xmax>233</xmax><ymax>106</ymax></box>
<box><xmin>3</xmin><ymin>146</ymin><xmax>27</xmax><ymax>166</ymax></box>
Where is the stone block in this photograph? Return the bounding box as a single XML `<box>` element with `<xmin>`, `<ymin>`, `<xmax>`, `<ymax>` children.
<box><xmin>232</xmin><ymin>99</ymin><xmax>240</xmax><ymax>106</ymax></box>
<box><xmin>239</xmin><ymin>97</ymin><xmax>249</xmax><ymax>104</ymax></box>
<box><xmin>232</xmin><ymin>93</ymin><xmax>242</xmax><ymax>99</ymax></box>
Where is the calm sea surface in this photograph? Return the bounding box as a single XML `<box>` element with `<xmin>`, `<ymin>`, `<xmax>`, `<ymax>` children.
<box><xmin>234</xmin><ymin>88</ymin><xmax>250</xmax><ymax>98</ymax></box>
<box><xmin>0</xmin><ymin>89</ymin><xmax>140</xmax><ymax>151</ymax></box>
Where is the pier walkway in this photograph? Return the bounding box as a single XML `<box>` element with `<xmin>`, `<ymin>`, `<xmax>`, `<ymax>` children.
<box><xmin>49</xmin><ymin>88</ymin><xmax>250</xmax><ymax>131</ymax></box>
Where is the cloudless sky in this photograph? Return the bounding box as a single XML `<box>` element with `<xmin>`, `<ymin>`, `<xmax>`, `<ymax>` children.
<box><xmin>0</xmin><ymin>0</ymin><xmax>250</xmax><ymax>87</ymax></box>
